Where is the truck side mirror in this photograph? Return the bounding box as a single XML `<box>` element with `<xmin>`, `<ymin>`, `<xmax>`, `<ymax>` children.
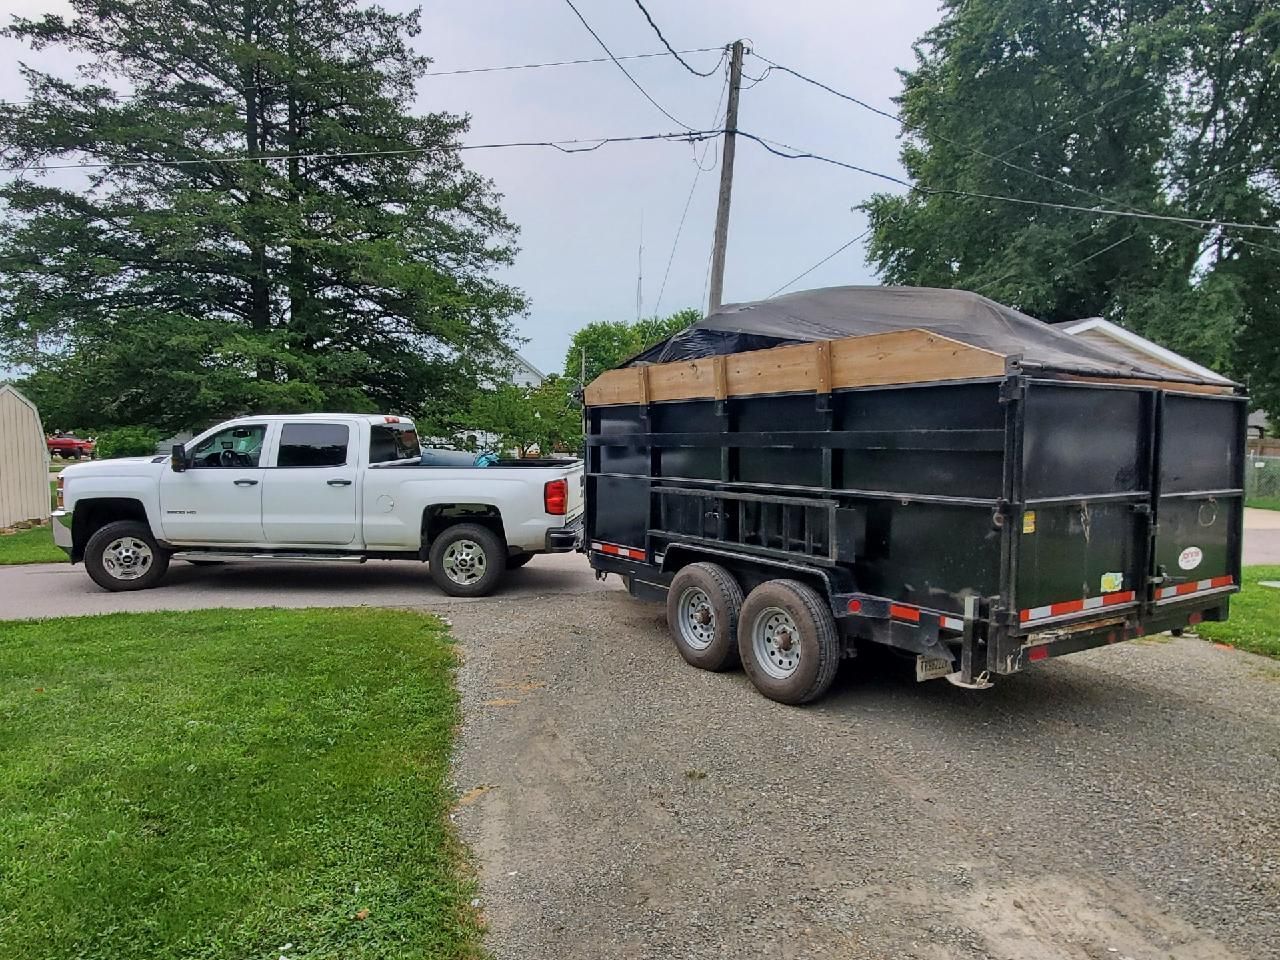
<box><xmin>171</xmin><ymin>444</ymin><xmax>189</xmax><ymax>472</ymax></box>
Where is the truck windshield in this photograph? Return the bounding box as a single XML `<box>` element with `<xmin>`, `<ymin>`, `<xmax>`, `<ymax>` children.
<box><xmin>369</xmin><ymin>423</ymin><xmax>421</xmax><ymax>463</ymax></box>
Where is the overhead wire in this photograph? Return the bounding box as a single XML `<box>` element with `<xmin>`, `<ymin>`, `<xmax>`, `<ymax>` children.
<box><xmin>766</xmin><ymin>226</ymin><xmax>874</xmax><ymax>298</ymax></box>
<box><xmin>0</xmin><ymin>130</ymin><xmax>721</xmax><ymax>173</ymax></box>
<box><xmin>560</xmin><ymin>0</ymin><xmax>692</xmax><ymax>130</ymax></box>
<box><xmin>629</xmin><ymin>0</ymin><xmax>726</xmax><ymax>77</ymax></box>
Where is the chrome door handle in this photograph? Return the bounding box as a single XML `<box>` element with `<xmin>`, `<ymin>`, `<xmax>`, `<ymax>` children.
<box><xmin>234</xmin><ymin>478</ymin><xmax>259</xmax><ymax>486</ymax></box>
<box><xmin>327</xmin><ymin>479</ymin><xmax>353</xmax><ymax>487</ymax></box>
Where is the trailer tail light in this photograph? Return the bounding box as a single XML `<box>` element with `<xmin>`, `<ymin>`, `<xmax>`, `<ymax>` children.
<box><xmin>544</xmin><ymin>478</ymin><xmax>568</xmax><ymax>516</ymax></box>
<box><xmin>846</xmin><ymin>599</ymin><xmax>862</xmax><ymax>614</ymax></box>
<box><xmin>56</xmin><ymin>476</ymin><xmax>64</xmax><ymax>510</ymax></box>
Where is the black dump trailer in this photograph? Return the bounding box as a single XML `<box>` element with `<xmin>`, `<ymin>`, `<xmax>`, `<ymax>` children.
<box><xmin>583</xmin><ymin>287</ymin><xmax>1246</xmax><ymax>704</ymax></box>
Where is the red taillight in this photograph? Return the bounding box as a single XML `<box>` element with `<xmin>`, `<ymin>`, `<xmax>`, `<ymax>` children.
<box><xmin>56</xmin><ymin>476</ymin><xmax>64</xmax><ymax>510</ymax></box>
<box><xmin>846</xmin><ymin>599</ymin><xmax>862</xmax><ymax>614</ymax></box>
<box><xmin>544</xmin><ymin>478</ymin><xmax>567</xmax><ymax>516</ymax></box>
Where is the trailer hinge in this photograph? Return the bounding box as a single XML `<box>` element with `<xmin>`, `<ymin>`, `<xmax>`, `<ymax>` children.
<box><xmin>999</xmin><ymin>377</ymin><xmax>1026</xmax><ymax>403</ymax></box>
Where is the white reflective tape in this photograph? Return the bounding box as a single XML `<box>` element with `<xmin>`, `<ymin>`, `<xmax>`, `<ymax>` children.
<box><xmin>941</xmin><ymin>616</ymin><xmax>964</xmax><ymax>632</ymax></box>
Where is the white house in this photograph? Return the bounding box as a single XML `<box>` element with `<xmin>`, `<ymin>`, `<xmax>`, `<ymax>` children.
<box><xmin>1057</xmin><ymin>317</ymin><xmax>1233</xmax><ymax>386</ymax></box>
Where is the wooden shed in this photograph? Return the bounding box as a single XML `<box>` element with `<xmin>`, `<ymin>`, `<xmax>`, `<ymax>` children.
<box><xmin>0</xmin><ymin>384</ymin><xmax>51</xmax><ymax>529</ymax></box>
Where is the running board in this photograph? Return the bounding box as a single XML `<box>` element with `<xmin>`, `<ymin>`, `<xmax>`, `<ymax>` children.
<box><xmin>172</xmin><ymin>551</ymin><xmax>368</xmax><ymax>564</ymax></box>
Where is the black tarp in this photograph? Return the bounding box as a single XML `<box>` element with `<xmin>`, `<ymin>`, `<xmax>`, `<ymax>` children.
<box><xmin>628</xmin><ymin>285</ymin><xmax>1230</xmax><ymax>386</ymax></box>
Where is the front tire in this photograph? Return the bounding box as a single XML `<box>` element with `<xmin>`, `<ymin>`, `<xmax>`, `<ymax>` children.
<box><xmin>666</xmin><ymin>562</ymin><xmax>744</xmax><ymax>671</ymax></box>
<box><xmin>506</xmin><ymin>552</ymin><xmax>534</xmax><ymax>570</ymax></box>
<box><xmin>738</xmin><ymin>579</ymin><xmax>841</xmax><ymax>705</ymax></box>
<box><xmin>429</xmin><ymin>523</ymin><xmax>506</xmax><ymax>597</ymax></box>
<box><xmin>84</xmin><ymin>520</ymin><xmax>171</xmax><ymax>592</ymax></box>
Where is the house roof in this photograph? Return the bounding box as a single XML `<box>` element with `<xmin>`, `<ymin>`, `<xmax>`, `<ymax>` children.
<box><xmin>1058</xmin><ymin>318</ymin><xmax>1234</xmax><ymax>386</ymax></box>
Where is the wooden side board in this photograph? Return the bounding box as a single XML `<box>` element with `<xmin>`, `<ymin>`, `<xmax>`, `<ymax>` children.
<box><xmin>584</xmin><ymin>328</ymin><xmax>1009</xmax><ymax>407</ymax></box>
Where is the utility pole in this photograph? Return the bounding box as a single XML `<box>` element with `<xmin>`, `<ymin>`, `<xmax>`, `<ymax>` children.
<box><xmin>707</xmin><ymin>39</ymin><xmax>744</xmax><ymax>315</ymax></box>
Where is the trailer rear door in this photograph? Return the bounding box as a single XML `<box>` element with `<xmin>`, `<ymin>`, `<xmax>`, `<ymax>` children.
<box><xmin>1150</xmin><ymin>393</ymin><xmax>1245</xmax><ymax>608</ymax></box>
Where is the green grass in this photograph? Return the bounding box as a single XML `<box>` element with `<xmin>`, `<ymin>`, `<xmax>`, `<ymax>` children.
<box><xmin>0</xmin><ymin>608</ymin><xmax>482</xmax><ymax>960</ymax></box>
<box><xmin>0</xmin><ymin>525</ymin><xmax>67</xmax><ymax>565</ymax></box>
<box><xmin>1246</xmin><ymin>496</ymin><xmax>1280</xmax><ymax>511</ymax></box>
<box><xmin>1197</xmin><ymin>565</ymin><xmax>1280</xmax><ymax>659</ymax></box>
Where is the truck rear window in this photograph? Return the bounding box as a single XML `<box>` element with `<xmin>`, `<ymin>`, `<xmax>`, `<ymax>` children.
<box><xmin>369</xmin><ymin>424</ymin><xmax>421</xmax><ymax>463</ymax></box>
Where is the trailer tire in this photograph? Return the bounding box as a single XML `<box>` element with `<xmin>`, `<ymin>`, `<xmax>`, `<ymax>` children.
<box><xmin>429</xmin><ymin>523</ymin><xmax>506</xmax><ymax>597</ymax></box>
<box><xmin>666</xmin><ymin>562</ymin><xmax>744</xmax><ymax>671</ymax></box>
<box><xmin>738</xmin><ymin>579</ymin><xmax>841</xmax><ymax>705</ymax></box>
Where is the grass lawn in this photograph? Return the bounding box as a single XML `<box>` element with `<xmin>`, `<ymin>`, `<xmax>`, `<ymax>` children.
<box><xmin>0</xmin><ymin>608</ymin><xmax>482</xmax><ymax>960</ymax></box>
<box><xmin>1197</xmin><ymin>565</ymin><xmax>1280</xmax><ymax>659</ymax></box>
<box><xmin>1246</xmin><ymin>496</ymin><xmax>1280</xmax><ymax>511</ymax></box>
<box><xmin>0</xmin><ymin>525</ymin><xmax>67</xmax><ymax>565</ymax></box>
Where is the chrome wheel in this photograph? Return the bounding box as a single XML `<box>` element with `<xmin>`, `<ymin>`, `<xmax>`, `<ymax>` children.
<box><xmin>102</xmin><ymin>536</ymin><xmax>154</xmax><ymax>581</ymax></box>
<box><xmin>676</xmin><ymin>586</ymin><xmax>716</xmax><ymax>651</ymax></box>
<box><xmin>442</xmin><ymin>538</ymin><xmax>487</xmax><ymax>586</ymax></box>
<box><xmin>752</xmin><ymin>606</ymin><xmax>801</xmax><ymax>679</ymax></box>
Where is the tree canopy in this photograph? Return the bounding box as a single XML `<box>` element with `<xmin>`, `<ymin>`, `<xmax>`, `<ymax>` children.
<box><xmin>862</xmin><ymin>0</ymin><xmax>1280</xmax><ymax>415</ymax></box>
<box><xmin>564</xmin><ymin>308</ymin><xmax>700</xmax><ymax>386</ymax></box>
<box><xmin>466</xmin><ymin>376</ymin><xmax>580</xmax><ymax>458</ymax></box>
<box><xmin>0</xmin><ymin>0</ymin><xmax>525</xmax><ymax>433</ymax></box>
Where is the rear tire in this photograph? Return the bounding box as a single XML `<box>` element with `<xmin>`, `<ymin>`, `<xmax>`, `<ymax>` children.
<box><xmin>84</xmin><ymin>520</ymin><xmax>171</xmax><ymax>592</ymax></box>
<box><xmin>506</xmin><ymin>552</ymin><xmax>534</xmax><ymax>570</ymax></box>
<box><xmin>738</xmin><ymin>579</ymin><xmax>841</xmax><ymax>705</ymax></box>
<box><xmin>666</xmin><ymin>562</ymin><xmax>744</xmax><ymax>671</ymax></box>
<box><xmin>429</xmin><ymin>523</ymin><xmax>506</xmax><ymax>597</ymax></box>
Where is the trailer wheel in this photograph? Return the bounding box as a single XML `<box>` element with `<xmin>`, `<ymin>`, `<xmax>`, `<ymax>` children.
<box><xmin>738</xmin><ymin>580</ymin><xmax>841</xmax><ymax>705</ymax></box>
<box><xmin>666</xmin><ymin>562</ymin><xmax>744</xmax><ymax>671</ymax></box>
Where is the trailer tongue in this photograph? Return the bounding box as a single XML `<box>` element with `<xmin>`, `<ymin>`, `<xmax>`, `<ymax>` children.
<box><xmin>583</xmin><ymin>286</ymin><xmax>1244</xmax><ymax>704</ymax></box>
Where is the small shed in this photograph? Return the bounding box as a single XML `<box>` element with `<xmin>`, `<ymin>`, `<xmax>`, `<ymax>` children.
<box><xmin>0</xmin><ymin>384</ymin><xmax>51</xmax><ymax>528</ymax></box>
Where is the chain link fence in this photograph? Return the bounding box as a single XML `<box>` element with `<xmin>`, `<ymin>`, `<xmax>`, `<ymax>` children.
<box><xmin>1246</xmin><ymin>455</ymin><xmax>1280</xmax><ymax>501</ymax></box>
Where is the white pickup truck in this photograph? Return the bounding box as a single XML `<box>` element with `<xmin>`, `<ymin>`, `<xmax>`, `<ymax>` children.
<box><xmin>51</xmin><ymin>413</ymin><xmax>583</xmax><ymax>596</ymax></box>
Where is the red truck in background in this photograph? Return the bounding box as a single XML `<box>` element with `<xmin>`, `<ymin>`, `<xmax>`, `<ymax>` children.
<box><xmin>47</xmin><ymin>432</ymin><xmax>96</xmax><ymax>460</ymax></box>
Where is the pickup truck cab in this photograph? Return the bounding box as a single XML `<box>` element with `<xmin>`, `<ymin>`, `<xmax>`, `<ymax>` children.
<box><xmin>52</xmin><ymin>413</ymin><xmax>583</xmax><ymax>596</ymax></box>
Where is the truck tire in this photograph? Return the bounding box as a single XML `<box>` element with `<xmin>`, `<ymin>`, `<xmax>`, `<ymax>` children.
<box><xmin>506</xmin><ymin>552</ymin><xmax>534</xmax><ymax>570</ymax></box>
<box><xmin>84</xmin><ymin>520</ymin><xmax>171</xmax><ymax>592</ymax></box>
<box><xmin>429</xmin><ymin>523</ymin><xmax>506</xmax><ymax>597</ymax></box>
<box><xmin>738</xmin><ymin>579</ymin><xmax>841</xmax><ymax>705</ymax></box>
<box><xmin>666</xmin><ymin>562</ymin><xmax>744</xmax><ymax>671</ymax></box>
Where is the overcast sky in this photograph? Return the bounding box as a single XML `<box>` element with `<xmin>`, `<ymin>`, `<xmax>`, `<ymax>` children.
<box><xmin>0</xmin><ymin>0</ymin><xmax>945</xmax><ymax>377</ymax></box>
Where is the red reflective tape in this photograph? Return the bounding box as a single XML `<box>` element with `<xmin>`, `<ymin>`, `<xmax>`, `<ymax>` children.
<box><xmin>1175</xmin><ymin>582</ymin><xmax>1198</xmax><ymax>596</ymax></box>
<box><xmin>1049</xmin><ymin>599</ymin><xmax>1083</xmax><ymax>618</ymax></box>
<box><xmin>626</xmin><ymin>548</ymin><xmax>646</xmax><ymax>560</ymax></box>
<box><xmin>1209</xmin><ymin>575</ymin><xmax>1234</xmax><ymax>589</ymax></box>
<box><xmin>1102</xmin><ymin>590</ymin><xmax>1136</xmax><ymax>607</ymax></box>
<box><xmin>1019</xmin><ymin>609</ymin><xmax>1032</xmax><ymax>623</ymax></box>
<box><xmin>889</xmin><ymin>604</ymin><xmax>920</xmax><ymax>623</ymax></box>
<box><xmin>1028</xmin><ymin>645</ymin><xmax>1050</xmax><ymax>662</ymax></box>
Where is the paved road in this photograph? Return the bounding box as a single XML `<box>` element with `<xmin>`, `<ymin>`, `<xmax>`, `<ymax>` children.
<box><xmin>1245</xmin><ymin>508</ymin><xmax>1280</xmax><ymax>565</ymax></box>
<box><xmin>450</xmin><ymin>592</ymin><xmax>1280</xmax><ymax>960</ymax></box>
<box><xmin>0</xmin><ymin>552</ymin><xmax>610</xmax><ymax>620</ymax></box>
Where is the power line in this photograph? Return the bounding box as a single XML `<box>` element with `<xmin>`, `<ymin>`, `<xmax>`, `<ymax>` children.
<box><xmin>735</xmin><ymin>132</ymin><xmax>1280</xmax><ymax>234</ymax></box>
<box><xmin>560</xmin><ymin>0</ymin><xmax>692</xmax><ymax>130</ymax></box>
<box><xmin>0</xmin><ymin>130</ymin><xmax>721</xmax><ymax>173</ymax></box>
<box><xmin>767</xmin><ymin>227</ymin><xmax>873</xmax><ymax>298</ymax></box>
<box><xmin>0</xmin><ymin>48</ymin><xmax>727</xmax><ymax>110</ymax></box>
<box><xmin>629</xmin><ymin>0</ymin><xmax>725</xmax><ymax>77</ymax></box>
<box><xmin>425</xmin><ymin>46</ymin><xmax>724</xmax><ymax>78</ymax></box>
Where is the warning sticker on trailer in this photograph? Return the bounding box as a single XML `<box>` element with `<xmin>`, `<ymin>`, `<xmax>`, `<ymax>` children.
<box><xmin>1022</xmin><ymin>511</ymin><xmax>1036</xmax><ymax>534</ymax></box>
<box><xmin>1101</xmin><ymin>571</ymin><xmax>1124</xmax><ymax>593</ymax></box>
<box><xmin>1179</xmin><ymin>546</ymin><xmax>1204</xmax><ymax>571</ymax></box>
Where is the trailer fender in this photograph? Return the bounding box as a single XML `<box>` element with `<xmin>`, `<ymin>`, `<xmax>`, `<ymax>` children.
<box><xmin>658</xmin><ymin>543</ymin><xmax>853</xmax><ymax>614</ymax></box>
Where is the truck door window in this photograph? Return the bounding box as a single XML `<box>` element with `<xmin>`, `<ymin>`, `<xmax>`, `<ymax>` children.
<box><xmin>188</xmin><ymin>424</ymin><xmax>267</xmax><ymax>468</ymax></box>
<box><xmin>277</xmin><ymin>423</ymin><xmax>350</xmax><ymax>468</ymax></box>
<box><xmin>369</xmin><ymin>424</ymin><xmax>421</xmax><ymax>464</ymax></box>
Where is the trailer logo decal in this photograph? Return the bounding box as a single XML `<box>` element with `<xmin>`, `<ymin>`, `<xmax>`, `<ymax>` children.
<box><xmin>1178</xmin><ymin>546</ymin><xmax>1203</xmax><ymax>571</ymax></box>
<box><xmin>1100</xmin><ymin>572</ymin><xmax>1124</xmax><ymax>593</ymax></box>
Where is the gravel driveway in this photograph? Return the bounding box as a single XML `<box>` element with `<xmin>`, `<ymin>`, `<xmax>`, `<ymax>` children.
<box><xmin>449</xmin><ymin>589</ymin><xmax>1280</xmax><ymax>960</ymax></box>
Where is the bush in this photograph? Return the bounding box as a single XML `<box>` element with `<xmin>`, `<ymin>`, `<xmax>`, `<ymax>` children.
<box><xmin>95</xmin><ymin>426</ymin><xmax>163</xmax><ymax>459</ymax></box>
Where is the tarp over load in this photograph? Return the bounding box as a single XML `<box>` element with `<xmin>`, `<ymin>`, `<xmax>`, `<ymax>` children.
<box><xmin>626</xmin><ymin>285</ymin><xmax>1230</xmax><ymax>387</ymax></box>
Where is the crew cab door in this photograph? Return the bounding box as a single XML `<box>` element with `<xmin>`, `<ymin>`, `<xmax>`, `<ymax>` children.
<box><xmin>159</xmin><ymin>422</ymin><xmax>268</xmax><ymax>543</ymax></box>
<box><xmin>261</xmin><ymin>421</ymin><xmax>359</xmax><ymax>545</ymax></box>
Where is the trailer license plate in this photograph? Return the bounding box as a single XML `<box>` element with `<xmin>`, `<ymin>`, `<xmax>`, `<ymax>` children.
<box><xmin>915</xmin><ymin>656</ymin><xmax>953</xmax><ymax>682</ymax></box>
